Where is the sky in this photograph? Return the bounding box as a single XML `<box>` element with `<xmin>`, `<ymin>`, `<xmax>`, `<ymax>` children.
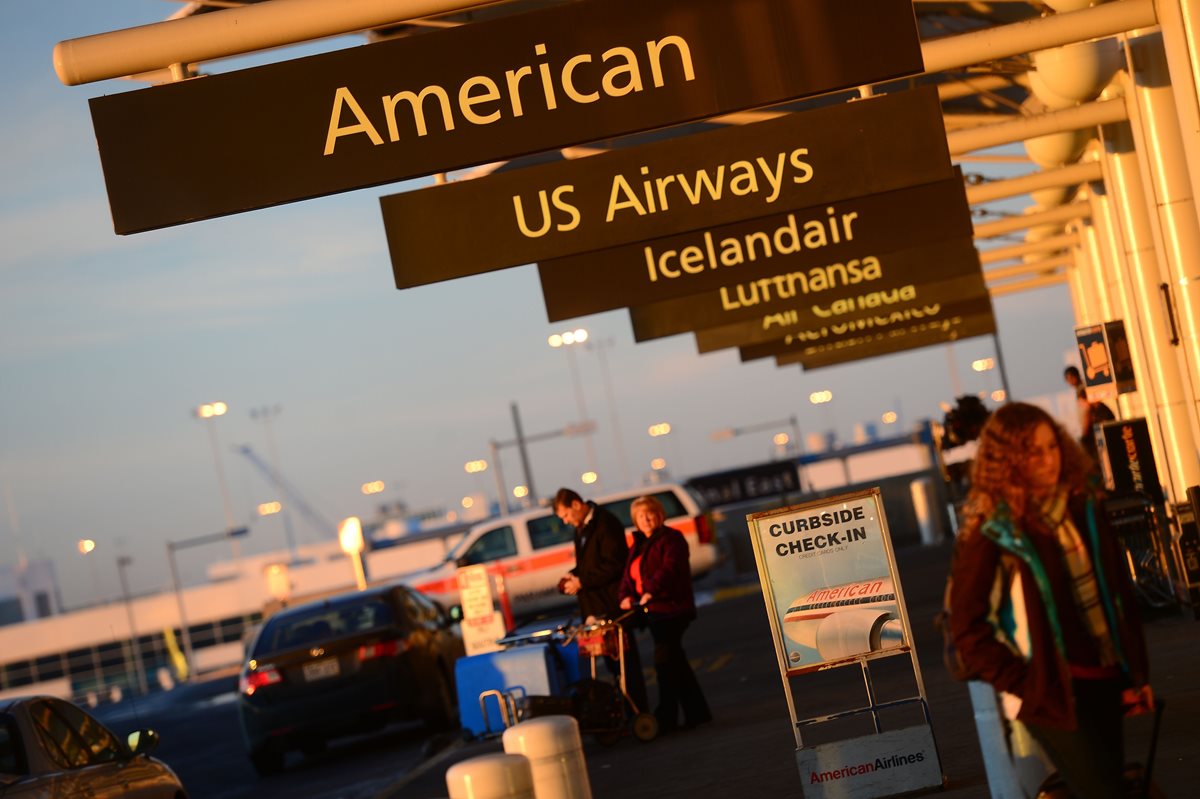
<box><xmin>0</xmin><ymin>3</ymin><xmax>1080</xmax><ymax>609</ymax></box>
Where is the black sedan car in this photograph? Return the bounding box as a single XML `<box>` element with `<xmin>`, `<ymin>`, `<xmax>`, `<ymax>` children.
<box><xmin>237</xmin><ymin>583</ymin><xmax>465</xmax><ymax>775</ymax></box>
<box><xmin>0</xmin><ymin>695</ymin><xmax>187</xmax><ymax>797</ymax></box>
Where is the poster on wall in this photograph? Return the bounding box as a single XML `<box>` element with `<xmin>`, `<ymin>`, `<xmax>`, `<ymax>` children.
<box><xmin>745</xmin><ymin>488</ymin><xmax>912</xmax><ymax>674</ymax></box>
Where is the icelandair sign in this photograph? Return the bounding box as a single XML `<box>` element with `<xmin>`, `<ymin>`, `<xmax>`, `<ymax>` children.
<box><xmin>88</xmin><ymin>0</ymin><xmax>922</xmax><ymax>234</ymax></box>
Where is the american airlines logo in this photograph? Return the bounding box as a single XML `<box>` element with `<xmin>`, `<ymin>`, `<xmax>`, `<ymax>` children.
<box><xmin>809</xmin><ymin>750</ymin><xmax>927</xmax><ymax>784</ymax></box>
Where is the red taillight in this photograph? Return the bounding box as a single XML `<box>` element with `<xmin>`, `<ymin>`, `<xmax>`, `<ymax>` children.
<box><xmin>695</xmin><ymin>514</ymin><xmax>715</xmax><ymax>545</ymax></box>
<box><xmin>357</xmin><ymin>638</ymin><xmax>409</xmax><ymax>661</ymax></box>
<box><xmin>240</xmin><ymin>664</ymin><xmax>282</xmax><ymax>696</ymax></box>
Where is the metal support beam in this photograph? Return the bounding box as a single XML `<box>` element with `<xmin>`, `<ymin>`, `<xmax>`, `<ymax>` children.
<box><xmin>979</xmin><ymin>232</ymin><xmax>1080</xmax><ymax>264</ymax></box>
<box><xmin>948</xmin><ymin>99</ymin><xmax>1128</xmax><ymax>155</ymax></box>
<box><xmin>965</xmin><ymin>161</ymin><xmax>1103</xmax><ymax>205</ymax></box>
<box><xmin>920</xmin><ymin>0</ymin><xmax>1157</xmax><ymax>75</ymax></box>
<box><xmin>974</xmin><ymin>202</ymin><xmax>1091</xmax><ymax>240</ymax></box>
<box><xmin>985</xmin><ymin>254</ymin><xmax>1074</xmax><ymax>283</ymax></box>
<box><xmin>55</xmin><ymin>0</ymin><xmax>1159</xmax><ymax>91</ymax></box>
<box><xmin>54</xmin><ymin>0</ymin><xmax>492</xmax><ymax>85</ymax></box>
<box><xmin>988</xmin><ymin>272</ymin><xmax>1069</xmax><ymax>297</ymax></box>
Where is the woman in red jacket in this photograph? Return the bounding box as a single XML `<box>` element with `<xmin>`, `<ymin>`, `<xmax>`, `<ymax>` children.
<box><xmin>620</xmin><ymin>494</ymin><xmax>712</xmax><ymax>733</ymax></box>
<box><xmin>948</xmin><ymin>402</ymin><xmax>1150</xmax><ymax>799</ymax></box>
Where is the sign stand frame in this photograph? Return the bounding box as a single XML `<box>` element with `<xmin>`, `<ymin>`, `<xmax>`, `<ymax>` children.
<box><xmin>746</xmin><ymin>487</ymin><xmax>944</xmax><ymax>797</ymax></box>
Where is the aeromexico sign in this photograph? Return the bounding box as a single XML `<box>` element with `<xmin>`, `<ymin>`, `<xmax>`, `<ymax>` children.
<box><xmin>382</xmin><ymin>86</ymin><xmax>948</xmax><ymax>289</ymax></box>
<box><xmin>89</xmin><ymin>0</ymin><xmax>923</xmax><ymax>235</ymax></box>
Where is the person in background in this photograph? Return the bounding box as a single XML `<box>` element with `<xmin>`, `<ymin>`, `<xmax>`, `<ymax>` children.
<box><xmin>948</xmin><ymin>402</ymin><xmax>1150</xmax><ymax>799</ymax></box>
<box><xmin>620</xmin><ymin>494</ymin><xmax>711</xmax><ymax>733</ymax></box>
<box><xmin>1064</xmin><ymin>365</ymin><xmax>1115</xmax><ymax>460</ymax></box>
<box><xmin>554</xmin><ymin>488</ymin><xmax>648</xmax><ymax>714</ymax></box>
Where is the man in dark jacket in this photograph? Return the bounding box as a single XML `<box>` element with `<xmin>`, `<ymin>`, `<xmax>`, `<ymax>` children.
<box><xmin>554</xmin><ymin>488</ymin><xmax>648</xmax><ymax>714</ymax></box>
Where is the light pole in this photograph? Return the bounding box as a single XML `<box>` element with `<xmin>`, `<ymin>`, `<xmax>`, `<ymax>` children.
<box><xmin>587</xmin><ymin>336</ymin><xmax>631</xmax><ymax>487</ymax></box>
<box><xmin>116</xmin><ymin>556</ymin><xmax>149</xmax><ymax>696</ymax></box>
<box><xmin>338</xmin><ymin>516</ymin><xmax>367</xmax><ymax>591</ymax></box>
<box><xmin>711</xmin><ymin>415</ymin><xmax>808</xmax><ymax>489</ymax></box>
<box><xmin>194</xmin><ymin>401</ymin><xmax>243</xmax><ymax>570</ymax></box>
<box><xmin>548</xmin><ymin>328</ymin><xmax>600</xmax><ymax>489</ymax></box>
<box><xmin>76</xmin><ymin>538</ymin><xmax>101</xmax><ymax>605</ymax></box>
<box><xmin>166</xmin><ymin>526</ymin><xmax>249</xmax><ymax>681</ymax></box>
<box><xmin>809</xmin><ymin>390</ymin><xmax>835</xmax><ymax>447</ymax></box>
<box><xmin>249</xmin><ymin>404</ymin><xmax>299</xmax><ymax>562</ymax></box>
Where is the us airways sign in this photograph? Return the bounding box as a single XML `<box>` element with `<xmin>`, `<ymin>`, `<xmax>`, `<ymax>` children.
<box><xmin>89</xmin><ymin>0</ymin><xmax>922</xmax><ymax>235</ymax></box>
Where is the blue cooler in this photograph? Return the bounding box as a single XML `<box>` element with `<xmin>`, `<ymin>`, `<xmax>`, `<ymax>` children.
<box><xmin>455</xmin><ymin>641</ymin><xmax>578</xmax><ymax>737</ymax></box>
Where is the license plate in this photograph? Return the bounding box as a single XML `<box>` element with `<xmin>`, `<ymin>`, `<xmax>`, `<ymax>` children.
<box><xmin>302</xmin><ymin>658</ymin><xmax>340</xmax><ymax>682</ymax></box>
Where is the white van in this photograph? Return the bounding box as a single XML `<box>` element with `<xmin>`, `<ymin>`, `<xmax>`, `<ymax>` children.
<box><xmin>405</xmin><ymin>484</ymin><xmax>718</xmax><ymax>617</ymax></box>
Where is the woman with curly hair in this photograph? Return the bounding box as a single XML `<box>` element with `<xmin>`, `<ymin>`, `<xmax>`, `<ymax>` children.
<box><xmin>948</xmin><ymin>402</ymin><xmax>1150</xmax><ymax>798</ymax></box>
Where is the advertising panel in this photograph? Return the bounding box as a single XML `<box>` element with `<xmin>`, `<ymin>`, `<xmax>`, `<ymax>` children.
<box><xmin>629</xmin><ymin>236</ymin><xmax>981</xmax><ymax>341</ymax></box>
<box><xmin>91</xmin><ymin>0</ymin><xmax>923</xmax><ymax>235</ymax></box>
<box><xmin>1074</xmin><ymin>321</ymin><xmax>1136</xmax><ymax>401</ymax></box>
<box><xmin>383</xmin><ymin>86</ymin><xmax>950</xmax><ymax>288</ymax></box>
<box><xmin>745</xmin><ymin>489</ymin><xmax>911</xmax><ymax>674</ymax></box>
<box><xmin>538</xmin><ymin>173</ymin><xmax>970</xmax><ymax>322</ymax></box>
<box><xmin>1096</xmin><ymin>418</ymin><xmax>1165</xmax><ymax>504</ymax></box>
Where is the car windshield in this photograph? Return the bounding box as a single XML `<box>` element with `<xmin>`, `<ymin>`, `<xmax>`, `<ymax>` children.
<box><xmin>255</xmin><ymin>598</ymin><xmax>394</xmax><ymax>655</ymax></box>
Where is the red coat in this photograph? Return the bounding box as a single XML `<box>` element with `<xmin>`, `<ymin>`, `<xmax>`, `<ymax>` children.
<box><xmin>619</xmin><ymin>525</ymin><xmax>696</xmax><ymax>621</ymax></box>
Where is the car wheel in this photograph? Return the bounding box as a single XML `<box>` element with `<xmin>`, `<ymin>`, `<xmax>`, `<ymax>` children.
<box><xmin>423</xmin><ymin>666</ymin><xmax>458</xmax><ymax>732</ymax></box>
<box><xmin>249</xmin><ymin>747</ymin><xmax>285</xmax><ymax>777</ymax></box>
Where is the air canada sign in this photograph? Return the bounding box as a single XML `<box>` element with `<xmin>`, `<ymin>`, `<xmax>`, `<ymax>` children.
<box><xmin>89</xmin><ymin>0</ymin><xmax>923</xmax><ymax>234</ymax></box>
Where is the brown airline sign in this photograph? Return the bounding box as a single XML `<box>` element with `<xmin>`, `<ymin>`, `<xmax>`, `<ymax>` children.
<box><xmin>789</xmin><ymin>303</ymin><xmax>998</xmax><ymax>370</ymax></box>
<box><xmin>90</xmin><ymin>0</ymin><xmax>922</xmax><ymax>235</ymax></box>
<box><xmin>628</xmin><ymin>236</ymin><xmax>983</xmax><ymax>341</ymax></box>
<box><xmin>382</xmin><ymin>86</ymin><xmax>949</xmax><ymax>288</ymax></box>
<box><xmin>737</xmin><ymin>288</ymin><xmax>993</xmax><ymax>361</ymax></box>
<box><xmin>539</xmin><ymin>175</ymin><xmax>970</xmax><ymax>322</ymax></box>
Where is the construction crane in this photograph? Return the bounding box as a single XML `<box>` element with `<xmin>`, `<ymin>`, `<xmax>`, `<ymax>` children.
<box><xmin>234</xmin><ymin>444</ymin><xmax>336</xmax><ymax>542</ymax></box>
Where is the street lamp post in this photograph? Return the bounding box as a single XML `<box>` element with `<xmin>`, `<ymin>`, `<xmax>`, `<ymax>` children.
<box><xmin>76</xmin><ymin>538</ymin><xmax>100</xmax><ymax>605</ymax></box>
<box><xmin>548</xmin><ymin>329</ymin><xmax>600</xmax><ymax>489</ymax></box>
<box><xmin>588</xmin><ymin>336</ymin><xmax>631</xmax><ymax>487</ymax></box>
<box><xmin>166</xmin><ymin>526</ymin><xmax>249</xmax><ymax>681</ymax></box>
<box><xmin>194</xmin><ymin>401</ymin><xmax>243</xmax><ymax>571</ymax></box>
<box><xmin>116</xmin><ymin>556</ymin><xmax>149</xmax><ymax>696</ymax></box>
<box><xmin>249</xmin><ymin>404</ymin><xmax>299</xmax><ymax>562</ymax></box>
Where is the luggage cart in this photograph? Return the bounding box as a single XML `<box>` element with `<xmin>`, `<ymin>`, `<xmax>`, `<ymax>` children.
<box><xmin>567</xmin><ymin>611</ymin><xmax>658</xmax><ymax>745</ymax></box>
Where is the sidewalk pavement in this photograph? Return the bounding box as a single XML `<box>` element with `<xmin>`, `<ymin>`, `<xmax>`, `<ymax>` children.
<box><xmin>379</xmin><ymin>542</ymin><xmax>1198</xmax><ymax>799</ymax></box>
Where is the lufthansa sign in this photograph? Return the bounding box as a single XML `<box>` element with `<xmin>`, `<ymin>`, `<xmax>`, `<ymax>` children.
<box><xmin>628</xmin><ymin>236</ymin><xmax>983</xmax><ymax>342</ymax></box>
<box><xmin>90</xmin><ymin>0</ymin><xmax>923</xmax><ymax>235</ymax></box>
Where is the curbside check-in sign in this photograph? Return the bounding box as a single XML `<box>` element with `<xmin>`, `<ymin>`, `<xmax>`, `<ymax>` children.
<box><xmin>90</xmin><ymin>0</ymin><xmax>923</xmax><ymax>235</ymax></box>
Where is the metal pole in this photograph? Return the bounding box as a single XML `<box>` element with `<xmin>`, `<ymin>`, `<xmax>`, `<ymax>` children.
<box><xmin>254</xmin><ymin>406</ymin><xmax>299</xmax><ymax>561</ymax></box>
<box><xmin>511</xmin><ymin>402</ymin><xmax>537</xmax><ymax>504</ymax></box>
<box><xmin>204</xmin><ymin>421</ymin><xmax>236</xmax><ymax>530</ymax></box>
<box><xmin>991</xmin><ymin>333</ymin><xmax>1013</xmax><ymax>402</ymax></box>
<box><xmin>165</xmin><ymin>543</ymin><xmax>195</xmax><ymax>682</ymax></box>
<box><xmin>116</xmin><ymin>557</ymin><xmax>149</xmax><ymax>696</ymax></box>
<box><xmin>564</xmin><ymin>346</ymin><xmax>599</xmax><ymax>486</ymax></box>
<box><xmin>489</xmin><ymin>439</ymin><xmax>510</xmax><ymax>514</ymax></box>
<box><xmin>593</xmin><ymin>339</ymin><xmax>631</xmax><ymax>488</ymax></box>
